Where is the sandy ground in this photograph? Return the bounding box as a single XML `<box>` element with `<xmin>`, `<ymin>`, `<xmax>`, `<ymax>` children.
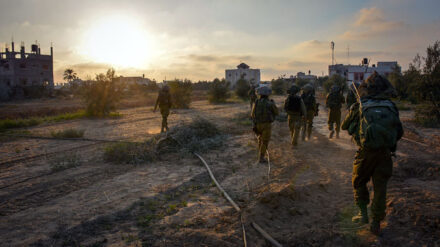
<box><xmin>0</xmin><ymin>96</ymin><xmax>439</xmax><ymax>246</ymax></box>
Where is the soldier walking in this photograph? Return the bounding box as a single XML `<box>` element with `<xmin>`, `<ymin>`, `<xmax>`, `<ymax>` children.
<box><xmin>251</xmin><ymin>86</ymin><xmax>279</xmax><ymax>163</ymax></box>
<box><xmin>301</xmin><ymin>84</ymin><xmax>319</xmax><ymax>141</ymax></box>
<box><xmin>284</xmin><ymin>85</ymin><xmax>306</xmax><ymax>146</ymax></box>
<box><xmin>326</xmin><ymin>85</ymin><xmax>345</xmax><ymax>138</ymax></box>
<box><xmin>346</xmin><ymin>81</ymin><xmax>360</xmax><ymax>109</ymax></box>
<box><xmin>342</xmin><ymin>72</ymin><xmax>403</xmax><ymax>235</ymax></box>
<box><xmin>154</xmin><ymin>85</ymin><xmax>172</xmax><ymax>133</ymax></box>
<box><xmin>248</xmin><ymin>85</ymin><xmax>257</xmax><ymax>109</ymax></box>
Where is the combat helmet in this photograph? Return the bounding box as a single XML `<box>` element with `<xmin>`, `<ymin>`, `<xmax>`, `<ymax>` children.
<box><xmin>359</xmin><ymin>71</ymin><xmax>396</xmax><ymax>98</ymax></box>
<box><xmin>256</xmin><ymin>86</ymin><xmax>272</xmax><ymax>96</ymax></box>
<box><xmin>302</xmin><ymin>83</ymin><xmax>315</xmax><ymax>94</ymax></box>
<box><xmin>162</xmin><ymin>85</ymin><xmax>170</xmax><ymax>92</ymax></box>
<box><xmin>331</xmin><ymin>85</ymin><xmax>341</xmax><ymax>93</ymax></box>
<box><xmin>288</xmin><ymin>85</ymin><xmax>300</xmax><ymax>95</ymax></box>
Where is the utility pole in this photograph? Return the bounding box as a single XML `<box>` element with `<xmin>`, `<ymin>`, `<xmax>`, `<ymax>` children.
<box><xmin>330</xmin><ymin>41</ymin><xmax>335</xmax><ymax>65</ymax></box>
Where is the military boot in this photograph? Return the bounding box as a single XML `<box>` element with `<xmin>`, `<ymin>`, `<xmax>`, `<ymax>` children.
<box><xmin>336</xmin><ymin>131</ymin><xmax>340</xmax><ymax>139</ymax></box>
<box><xmin>329</xmin><ymin>130</ymin><xmax>335</xmax><ymax>139</ymax></box>
<box><xmin>370</xmin><ymin>220</ymin><xmax>380</xmax><ymax>235</ymax></box>
<box><xmin>352</xmin><ymin>204</ymin><xmax>369</xmax><ymax>224</ymax></box>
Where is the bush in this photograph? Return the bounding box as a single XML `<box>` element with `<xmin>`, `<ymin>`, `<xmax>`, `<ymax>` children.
<box><xmin>82</xmin><ymin>68</ymin><xmax>123</xmax><ymax>117</ymax></box>
<box><xmin>166</xmin><ymin>117</ymin><xmax>223</xmax><ymax>153</ymax></box>
<box><xmin>323</xmin><ymin>74</ymin><xmax>347</xmax><ymax>93</ymax></box>
<box><xmin>235</xmin><ymin>78</ymin><xmax>250</xmax><ymax>100</ymax></box>
<box><xmin>415</xmin><ymin>104</ymin><xmax>440</xmax><ymax>127</ymax></box>
<box><xmin>271</xmin><ymin>78</ymin><xmax>286</xmax><ymax>95</ymax></box>
<box><xmin>208</xmin><ymin>78</ymin><xmax>230</xmax><ymax>103</ymax></box>
<box><xmin>50</xmin><ymin>128</ymin><xmax>85</xmax><ymax>138</ymax></box>
<box><xmin>295</xmin><ymin>78</ymin><xmax>310</xmax><ymax>89</ymax></box>
<box><xmin>168</xmin><ymin>79</ymin><xmax>193</xmax><ymax>108</ymax></box>
<box><xmin>104</xmin><ymin>139</ymin><xmax>156</xmax><ymax>164</ymax></box>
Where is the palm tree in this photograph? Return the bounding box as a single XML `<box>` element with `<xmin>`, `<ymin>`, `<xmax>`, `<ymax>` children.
<box><xmin>63</xmin><ymin>68</ymin><xmax>77</xmax><ymax>82</ymax></box>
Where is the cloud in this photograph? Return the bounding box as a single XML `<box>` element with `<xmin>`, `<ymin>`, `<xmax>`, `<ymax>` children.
<box><xmin>340</xmin><ymin>7</ymin><xmax>405</xmax><ymax>40</ymax></box>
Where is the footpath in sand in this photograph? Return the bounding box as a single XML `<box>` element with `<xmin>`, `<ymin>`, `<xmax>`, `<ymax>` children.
<box><xmin>0</xmin><ymin>96</ymin><xmax>438</xmax><ymax>246</ymax></box>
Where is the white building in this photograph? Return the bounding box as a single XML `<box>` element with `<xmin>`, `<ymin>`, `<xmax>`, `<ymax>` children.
<box><xmin>225</xmin><ymin>63</ymin><xmax>260</xmax><ymax>88</ymax></box>
<box><xmin>329</xmin><ymin>61</ymin><xmax>400</xmax><ymax>84</ymax></box>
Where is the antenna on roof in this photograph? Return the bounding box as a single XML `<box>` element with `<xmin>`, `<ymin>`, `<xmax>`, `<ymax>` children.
<box><xmin>330</xmin><ymin>41</ymin><xmax>335</xmax><ymax>65</ymax></box>
<box><xmin>347</xmin><ymin>44</ymin><xmax>350</xmax><ymax>65</ymax></box>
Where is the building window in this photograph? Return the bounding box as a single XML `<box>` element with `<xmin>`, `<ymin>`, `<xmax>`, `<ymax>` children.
<box><xmin>43</xmin><ymin>64</ymin><xmax>49</xmax><ymax>70</ymax></box>
<box><xmin>4</xmin><ymin>64</ymin><xmax>9</xmax><ymax>70</ymax></box>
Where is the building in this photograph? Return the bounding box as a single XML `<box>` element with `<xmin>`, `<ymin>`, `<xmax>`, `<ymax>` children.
<box><xmin>225</xmin><ymin>63</ymin><xmax>260</xmax><ymax>88</ymax></box>
<box><xmin>0</xmin><ymin>41</ymin><xmax>54</xmax><ymax>100</ymax></box>
<box><xmin>114</xmin><ymin>75</ymin><xmax>153</xmax><ymax>86</ymax></box>
<box><xmin>329</xmin><ymin>60</ymin><xmax>400</xmax><ymax>84</ymax></box>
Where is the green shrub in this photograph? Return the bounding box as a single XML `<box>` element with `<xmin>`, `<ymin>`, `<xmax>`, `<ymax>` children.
<box><xmin>271</xmin><ymin>78</ymin><xmax>286</xmax><ymax>95</ymax></box>
<box><xmin>295</xmin><ymin>78</ymin><xmax>310</xmax><ymax>88</ymax></box>
<box><xmin>323</xmin><ymin>74</ymin><xmax>347</xmax><ymax>93</ymax></box>
<box><xmin>168</xmin><ymin>79</ymin><xmax>193</xmax><ymax>108</ymax></box>
<box><xmin>50</xmin><ymin>128</ymin><xmax>85</xmax><ymax>138</ymax></box>
<box><xmin>104</xmin><ymin>140</ymin><xmax>156</xmax><ymax>164</ymax></box>
<box><xmin>415</xmin><ymin>104</ymin><xmax>440</xmax><ymax>127</ymax></box>
<box><xmin>208</xmin><ymin>78</ymin><xmax>230</xmax><ymax>103</ymax></box>
<box><xmin>235</xmin><ymin>78</ymin><xmax>250</xmax><ymax>100</ymax></box>
<box><xmin>82</xmin><ymin>68</ymin><xmax>123</xmax><ymax>116</ymax></box>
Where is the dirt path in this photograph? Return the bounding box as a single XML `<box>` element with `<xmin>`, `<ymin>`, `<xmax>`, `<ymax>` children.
<box><xmin>0</xmin><ymin>97</ymin><xmax>438</xmax><ymax>246</ymax></box>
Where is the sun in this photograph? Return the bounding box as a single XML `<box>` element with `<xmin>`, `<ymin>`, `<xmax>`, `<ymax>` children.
<box><xmin>81</xmin><ymin>16</ymin><xmax>153</xmax><ymax>68</ymax></box>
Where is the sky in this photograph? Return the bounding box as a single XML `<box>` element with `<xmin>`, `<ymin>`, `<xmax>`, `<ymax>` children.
<box><xmin>0</xmin><ymin>0</ymin><xmax>439</xmax><ymax>83</ymax></box>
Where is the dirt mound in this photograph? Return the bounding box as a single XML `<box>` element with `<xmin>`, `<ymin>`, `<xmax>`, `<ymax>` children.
<box><xmin>394</xmin><ymin>157</ymin><xmax>440</xmax><ymax>181</ymax></box>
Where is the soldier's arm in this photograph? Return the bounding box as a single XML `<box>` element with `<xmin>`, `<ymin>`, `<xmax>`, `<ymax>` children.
<box><xmin>341</xmin><ymin>103</ymin><xmax>358</xmax><ymax>130</ymax></box>
<box><xmin>154</xmin><ymin>95</ymin><xmax>160</xmax><ymax>111</ymax></box>
<box><xmin>251</xmin><ymin>100</ymin><xmax>257</xmax><ymax>120</ymax></box>
<box><xmin>300</xmin><ymin>99</ymin><xmax>307</xmax><ymax>116</ymax></box>
<box><xmin>271</xmin><ymin>101</ymin><xmax>279</xmax><ymax>116</ymax></box>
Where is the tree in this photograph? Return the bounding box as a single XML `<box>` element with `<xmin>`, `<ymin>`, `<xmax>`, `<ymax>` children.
<box><xmin>208</xmin><ymin>78</ymin><xmax>230</xmax><ymax>103</ymax></box>
<box><xmin>82</xmin><ymin>68</ymin><xmax>123</xmax><ymax>116</ymax></box>
<box><xmin>415</xmin><ymin>41</ymin><xmax>440</xmax><ymax>126</ymax></box>
<box><xmin>388</xmin><ymin>65</ymin><xmax>406</xmax><ymax>99</ymax></box>
<box><xmin>271</xmin><ymin>78</ymin><xmax>286</xmax><ymax>95</ymax></box>
<box><xmin>63</xmin><ymin>68</ymin><xmax>77</xmax><ymax>82</ymax></box>
<box><xmin>323</xmin><ymin>74</ymin><xmax>347</xmax><ymax>93</ymax></box>
<box><xmin>295</xmin><ymin>78</ymin><xmax>310</xmax><ymax>88</ymax></box>
<box><xmin>168</xmin><ymin>79</ymin><xmax>193</xmax><ymax>108</ymax></box>
<box><xmin>235</xmin><ymin>77</ymin><xmax>250</xmax><ymax>100</ymax></box>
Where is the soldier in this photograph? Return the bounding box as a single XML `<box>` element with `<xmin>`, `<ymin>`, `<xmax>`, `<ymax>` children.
<box><xmin>284</xmin><ymin>85</ymin><xmax>306</xmax><ymax>146</ymax></box>
<box><xmin>251</xmin><ymin>86</ymin><xmax>279</xmax><ymax>163</ymax></box>
<box><xmin>346</xmin><ymin>81</ymin><xmax>360</xmax><ymax>109</ymax></box>
<box><xmin>342</xmin><ymin>72</ymin><xmax>403</xmax><ymax>235</ymax></box>
<box><xmin>301</xmin><ymin>84</ymin><xmax>319</xmax><ymax>141</ymax></box>
<box><xmin>248</xmin><ymin>85</ymin><xmax>257</xmax><ymax>109</ymax></box>
<box><xmin>326</xmin><ymin>85</ymin><xmax>345</xmax><ymax>138</ymax></box>
<box><xmin>154</xmin><ymin>85</ymin><xmax>172</xmax><ymax>133</ymax></box>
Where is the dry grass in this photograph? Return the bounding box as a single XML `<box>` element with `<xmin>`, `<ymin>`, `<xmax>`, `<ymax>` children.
<box><xmin>50</xmin><ymin>128</ymin><xmax>85</xmax><ymax>139</ymax></box>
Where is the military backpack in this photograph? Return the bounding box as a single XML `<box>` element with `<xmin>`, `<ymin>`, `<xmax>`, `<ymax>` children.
<box><xmin>359</xmin><ymin>99</ymin><xmax>401</xmax><ymax>149</ymax></box>
<box><xmin>284</xmin><ymin>95</ymin><xmax>303</xmax><ymax>115</ymax></box>
<box><xmin>327</xmin><ymin>92</ymin><xmax>343</xmax><ymax>109</ymax></box>
<box><xmin>301</xmin><ymin>93</ymin><xmax>316</xmax><ymax>111</ymax></box>
<box><xmin>254</xmin><ymin>98</ymin><xmax>276</xmax><ymax>123</ymax></box>
<box><xmin>158</xmin><ymin>91</ymin><xmax>171</xmax><ymax>107</ymax></box>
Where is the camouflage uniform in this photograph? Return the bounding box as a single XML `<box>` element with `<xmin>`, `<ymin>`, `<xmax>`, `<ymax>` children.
<box><xmin>301</xmin><ymin>89</ymin><xmax>318</xmax><ymax>140</ymax></box>
<box><xmin>285</xmin><ymin>86</ymin><xmax>307</xmax><ymax>146</ymax></box>
<box><xmin>154</xmin><ymin>87</ymin><xmax>172</xmax><ymax>133</ymax></box>
<box><xmin>342</xmin><ymin>72</ymin><xmax>403</xmax><ymax>234</ymax></box>
<box><xmin>326</xmin><ymin>89</ymin><xmax>345</xmax><ymax>138</ymax></box>
<box><xmin>249</xmin><ymin>87</ymin><xmax>257</xmax><ymax>109</ymax></box>
<box><xmin>251</xmin><ymin>95</ymin><xmax>279</xmax><ymax>162</ymax></box>
<box><xmin>346</xmin><ymin>90</ymin><xmax>357</xmax><ymax>109</ymax></box>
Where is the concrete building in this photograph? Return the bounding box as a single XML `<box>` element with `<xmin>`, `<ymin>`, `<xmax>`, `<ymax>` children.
<box><xmin>0</xmin><ymin>41</ymin><xmax>54</xmax><ymax>100</ymax></box>
<box><xmin>114</xmin><ymin>75</ymin><xmax>152</xmax><ymax>86</ymax></box>
<box><xmin>225</xmin><ymin>63</ymin><xmax>260</xmax><ymax>88</ymax></box>
<box><xmin>329</xmin><ymin>60</ymin><xmax>400</xmax><ymax>84</ymax></box>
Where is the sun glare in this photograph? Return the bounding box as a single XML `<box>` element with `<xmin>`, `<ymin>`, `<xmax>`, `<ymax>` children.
<box><xmin>81</xmin><ymin>16</ymin><xmax>152</xmax><ymax>68</ymax></box>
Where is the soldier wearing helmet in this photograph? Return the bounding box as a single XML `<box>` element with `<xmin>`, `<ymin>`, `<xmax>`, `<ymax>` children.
<box><xmin>342</xmin><ymin>71</ymin><xmax>403</xmax><ymax>235</ymax></box>
<box><xmin>154</xmin><ymin>85</ymin><xmax>172</xmax><ymax>133</ymax></box>
<box><xmin>300</xmin><ymin>83</ymin><xmax>319</xmax><ymax>140</ymax></box>
<box><xmin>251</xmin><ymin>86</ymin><xmax>279</xmax><ymax>163</ymax></box>
<box><xmin>326</xmin><ymin>85</ymin><xmax>345</xmax><ymax>138</ymax></box>
<box><xmin>284</xmin><ymin>85</ymin><xmax>307</xmax><ymax>146</ymax></box>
